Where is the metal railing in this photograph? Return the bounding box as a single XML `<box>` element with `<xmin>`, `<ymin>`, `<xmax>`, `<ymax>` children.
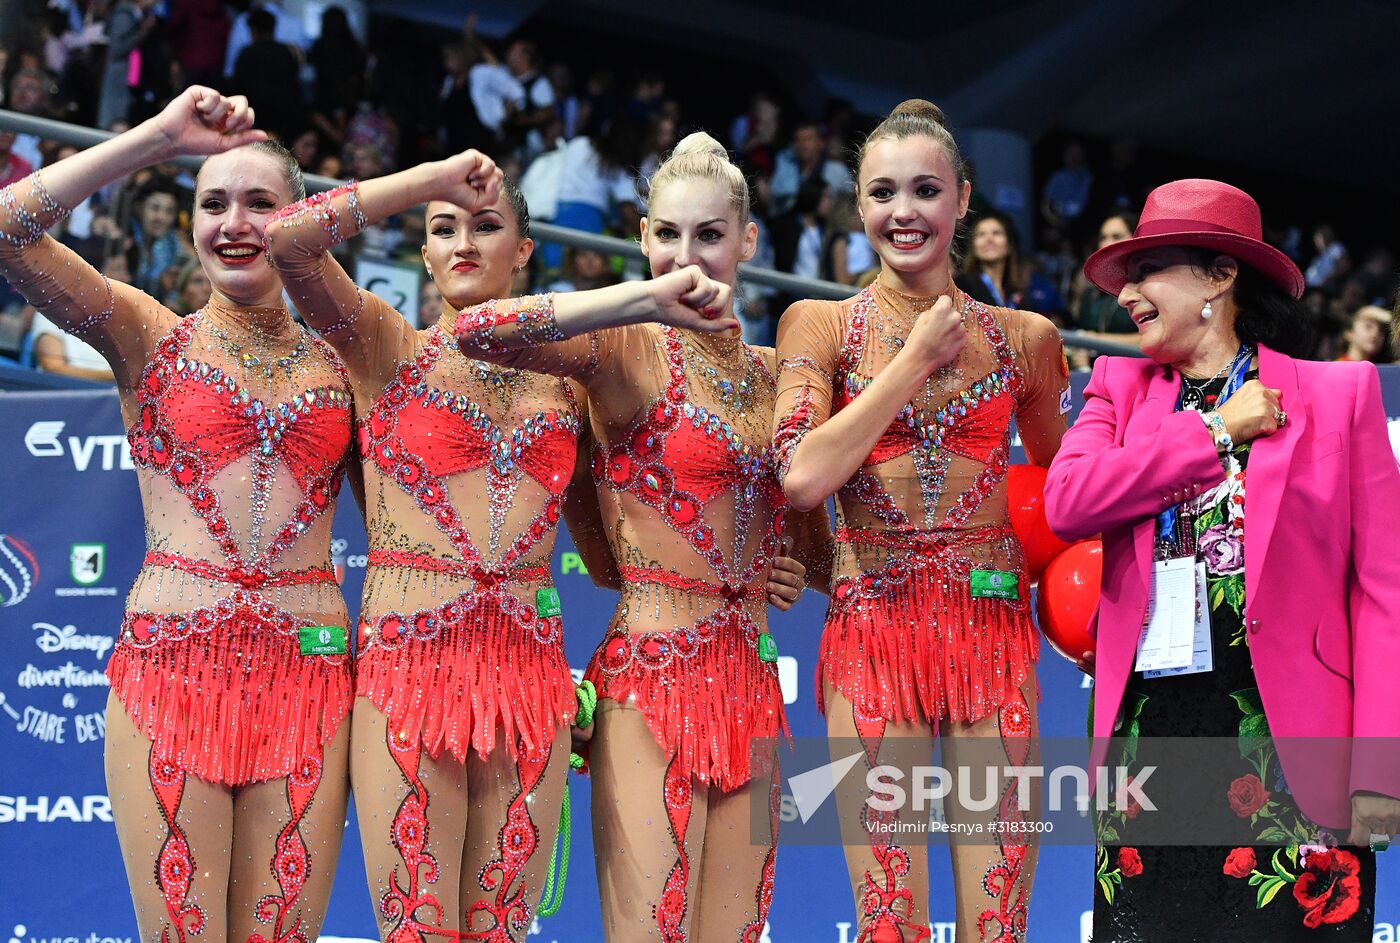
<box><xmin>0</xmin><ymin>108</ymin><xmax>1142</xmax><ymax>357</ymax></box>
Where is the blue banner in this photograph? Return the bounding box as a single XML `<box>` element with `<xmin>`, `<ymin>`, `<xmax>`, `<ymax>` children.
<box><xmin>2</xmin><ymin>366</ymin><xmax>1398</xmax><ymax>942</ymax></box>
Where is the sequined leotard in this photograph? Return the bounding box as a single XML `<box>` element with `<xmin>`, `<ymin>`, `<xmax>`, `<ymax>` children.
<box><xmin>0</xmin><ymin>173</ymin><xmax>355</xmax><ymax>787</ymax></box>
<box><xmin>455</xmin><ymin>296</ymin><xmax>833</xmax><ymax>790</ymax></box>
<box><xmin>773</xmin><ymin>282</ymin><xmax>1068</xmax><ymax>725</ymax></box>
<box><xmin>265</xmin><ymin>187</ymin><xmax>584</xmax><ymax>765</ymax></box>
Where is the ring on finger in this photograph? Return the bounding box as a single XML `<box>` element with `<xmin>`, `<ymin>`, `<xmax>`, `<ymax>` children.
<box><xmin>1370</xmin><ymin>832</ymin><xmax>1390</xmax><ymax>852</ymax></box>
<box><xmin>1274</xmin><ymin>408</ymin><xmax>1287</xmax><ymax>427</ymax></box>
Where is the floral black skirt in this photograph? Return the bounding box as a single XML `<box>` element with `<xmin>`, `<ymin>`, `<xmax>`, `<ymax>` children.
<box><xmin>1093</xmin><ymin>413</ymin><xmax>1375</xmax><ymax>942</ymax></box>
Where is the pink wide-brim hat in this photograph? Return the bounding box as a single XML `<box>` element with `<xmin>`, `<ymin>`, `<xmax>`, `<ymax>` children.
<box><xmin>1083</xmin><ymin>178</ymin><xmax>1305</xmax><ymax>300</ymax></box>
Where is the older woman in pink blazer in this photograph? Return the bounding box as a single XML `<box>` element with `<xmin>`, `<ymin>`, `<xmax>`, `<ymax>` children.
<box><xmin>1045</xmin><ymin>179</ymin><xmax>1400</xmax><ymax>941</ymax></box>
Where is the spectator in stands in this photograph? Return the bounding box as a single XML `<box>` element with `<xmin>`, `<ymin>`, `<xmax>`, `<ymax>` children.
<box><xmin>1335</xmin><ymin>305</ymin><xmax>1392</xmax><ymax>363</ymax></box>
<box><xmin>32</xmin><ymin>301</ymin><xmax>117</xmax><ymax>380</ymax></box>
<box><xmin>288</xmin><ymin>127</ymin><xmax>321</xmax><ymax>172</ymax></box>
<box><xmin>638</xmin><ymin>112</ymin><xmax>678</xmax><ymax>190</ymax></box>
<box><xmin>167</xmin><ymin>0</ymin><xmax>230</xmax><ymax>89</ymax></box>
<box><xmin>541</xmin><ymin>115</ymin><xmax>641</xmax><ymax>268</ymax></box>
<box><xmin>1072</xmin><ymin>210</ymin><xmax>1139</xmax><ymax>335</ymax></box>
<box><xmin>417</xmin><ymin>274</ymin><xmax>443</xmax><ymax>327</ymax></box>
<box><xmin>6</xmin><ymin>68</ymin><xmax>54</xmax><ymax>170</ymax></box>
<box><xmin>821</xmin><ymin>191</ymin><xmax>875</xmax><ymax>286</ymax></box>
<box><xmin>0</xmin><ymin>129</ymin><xmax>34</xmax><ymax>188</ymax></box>
<box><xmin>772</xmin><ymin>176</ymin><xmax>828</xmax><ymax>280</ymax></box>
<box><xmin>547</xmin><ymin>61</ymin><xmax>579</xmax><ymax>139</ymax></box>
<box><xmin>499</xmin><ymin>37</ymin><xmax>555</xmax><ymax>157</ymax></box>
<box><xmin>438</xmin><ymin>39</ymin><xmax>492</xmax><ymax>155</ymax></box>
<box><xmin>41</xmin><ymin>7</ymin><xmax>104</xmax><ymax>82</ymax></box>
<box><xmin>1041</xmin><ymin>139</ymin><xmax>1093</xmax><ymax>238</ymax></box>
<box><xmin>770</xmin><ymin>121</ymin><xmax>851</xmax><ymax>216</ymax></box>
<box><xmin>958</xmin><ymin>211</ymin><xmax>1064</xmax><ymax>318</ymax></box>
<box><xmin>307</xmin><ymin>6</ymin><xmax>365</xmax><ymax>134</ymax></box>
<box><xmin>97</xmin><ymin>0</ymin><xmax>159</xmax><ymax>129</ymax></box>
<box><xmin>127</xmin><ymin>178</ymin><xmax>188</xmax><ymax>295</ymax></box>
<box><xmin>28</xmin><ymin>252</ymin><xmax>129</xmax><ymax>382</ymax></box>
<box><xmin>625</xmin><ymin>71</ymin><xmax>666</xmax><ymax>124</ymax></box>
<box><xmin>308</xmin><ymin>8</ymin><xmax>362</xmax><ymax>101</ymax></box>
<box><xmin>1355</xmin><ymin>246</ymin><xmax>1397</xmax><ymax>307</ymax></box>
<box><xmin>222</xmin><ymin>0</ymin><xmax>305</xmax><ymax>79</ymax></box>
<box><xmin>231</xmin><ymin>9</ymin><xmax>305</xmax><ymax>144</ymax></box>
<box><xmin>1304</xmin><ymin>223</ymin><xmax>1349</xmax><ymax>288</ymax></box>
<box><xmin>1094</xmin><ymin>138</ymin><xmax>1147</xmax><ymax>214</ymax></box>
<box><xmin>731</xmin><ymin>91</ymin><xmax>781</xmax><ymax>178</ymax></box>
<box><xmin>573</xmin><ymin>68</ymin><xmax>621</xmax><ymax>145</ymax></box>
<box><xmin>315</xmin><ymin>150</ymin><xmax>342</xmax><ymax>179</ymax></box>
<box><xmin>473</xmin><ymin>33</ymin><xmax>554</xmax><ymax>150</ymax></box>
<box><xmin>126</xmin><ymin>0</ymin><xmax>174</xmax><ymax>122</ymax></box>
<box><xmin>169</xmin><ymin>256</ymin><xmax>212</xmax><ymax>314</ymax></box>
<box><xmin>343</xmin><ymin>96</ymin><xmax>399</xmax><ymax>171</ymax></box>
<box><xmin>546</xmin><ymin>247</ymin><xmax>619</xmax><ymax>293</ymax></box>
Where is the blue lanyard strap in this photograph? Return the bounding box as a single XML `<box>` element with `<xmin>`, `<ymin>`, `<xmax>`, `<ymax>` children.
<box><xmin>1155</xmin><ymin>345</ymin><xmax>1253</xmax><ymax>549</ymax></box>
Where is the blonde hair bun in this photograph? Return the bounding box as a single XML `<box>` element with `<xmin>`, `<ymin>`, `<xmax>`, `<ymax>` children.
<box><xmin>670</xmin><ymin>131</ymin><xmax>730</xmax><ymax>160</ymax></box>
<box><xmin>646</xmin><ymin>129</ymin><xmax>750</xmax><ymax>224</ymax></box>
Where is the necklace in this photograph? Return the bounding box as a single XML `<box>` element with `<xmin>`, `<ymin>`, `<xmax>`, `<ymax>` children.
<box><xmin>1179</xmin><ymin>344</ymin><xmax>1253</xmax><ymax>412</ymax></box>
<box><xmin>869</xmin><ymin>281</ymin><xmax>966</xmax><ymax>357</ymax></box>
<box><xmin>202</xmin><ymin>309</ymin><xmax>308</xmax><ymax>382</ymax></box>
<box><xmin>679</xmin><ymin>331</ymin><xmax>761</xmax><ymax>414</ymax></box>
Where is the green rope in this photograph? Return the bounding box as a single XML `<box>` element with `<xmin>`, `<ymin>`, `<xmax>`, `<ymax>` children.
<box><xmin>537</xmin><ymin>680</ymin><xmax>598</xmax><ymax>919</ymax></box>
<box><xmin>574</xmin><ymin>679</ymin><xmax>597</xmax><ymax>729</ymax></box>
<box><xmin>537</xmin><ymin>785</ymin><xmax>570</xmax><ymax>917</ymax></box>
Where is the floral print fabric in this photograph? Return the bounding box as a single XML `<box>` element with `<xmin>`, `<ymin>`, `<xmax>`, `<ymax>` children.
<box><xmin>1093</xmin><ymin>370</ymin><xmax>1376</xmax><ymax>942</ymax></box>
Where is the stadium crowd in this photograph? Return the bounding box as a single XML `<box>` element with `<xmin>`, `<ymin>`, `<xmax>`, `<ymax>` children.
<box><xmin>1</xmin><ymin>0</ymin><xmax>1396</xmax><ymax>381</ymax></box>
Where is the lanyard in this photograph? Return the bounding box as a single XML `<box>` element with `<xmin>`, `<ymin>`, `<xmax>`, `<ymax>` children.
<box><xmin>979</xmin><ymin>271</ymin><xmax>1012</xmax><ymax>309</ymax></box>
<box><xmin>1154</xmin><ymin>344</ymin><xmax>1253</xmax><ymax>555</ymax></box>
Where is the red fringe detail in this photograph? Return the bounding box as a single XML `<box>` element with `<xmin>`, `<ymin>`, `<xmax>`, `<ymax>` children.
<box><xmin>585</xmin><ymin>613</ymin><xmax>787</xmax><ymax>792</ymax></box>
<box><xmin>108</xmin><ymin>621</ymin><xmax>350</xmax><ymax>786</ymax></box>
<box><xmin>355</xmin><ymin>597</ymin><xmax>575</xmax><ymax>764</ymax></box>
<box><xmin>817</xmin><ymin>571</ymin><xmax>1038</xmax><ymax>727</ymax></box>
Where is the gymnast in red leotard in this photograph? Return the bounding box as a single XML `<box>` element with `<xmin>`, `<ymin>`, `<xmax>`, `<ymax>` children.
<box><xmin>0</xmin><ymin>89</ymin><xmax>355</xmax><ymax>941</ymax></box>
<box><xmin>454</xmin><ymin>132</ymin><xmax>833</xmax><ymax>943</ymax></box>
<box><xmin>263</xmin><ymin>149</ymin><xmax>626</xmax><ymax>941</ymax></box>
<box><xmin>773</xmin><ymin>100</ymin><xmax>1068</xmax><ymax>943</ymax></box>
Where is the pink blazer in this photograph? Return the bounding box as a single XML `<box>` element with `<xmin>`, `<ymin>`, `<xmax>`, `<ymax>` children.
<box><xmin>1044</xmin><ymin>345</ymin><xmax>1400</xmax><ymax>829</ymax></box>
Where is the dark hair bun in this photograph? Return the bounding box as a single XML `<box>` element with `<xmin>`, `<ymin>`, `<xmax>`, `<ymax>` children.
<box><xmin>889</xmin><ymin>99</ymin><xmax>947</xmax><ymax>127</ymax></box>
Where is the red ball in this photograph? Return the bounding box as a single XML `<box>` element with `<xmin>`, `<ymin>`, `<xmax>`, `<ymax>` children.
<box><xmin>1006</xmin><ymin>464</ymin><xmax>1073</xmax><ymax>581</ymax></box>
<box><xmin>1035</xmin><ymin>539</ymin><xmax>1102</xmax><ymax>664</ymax></box>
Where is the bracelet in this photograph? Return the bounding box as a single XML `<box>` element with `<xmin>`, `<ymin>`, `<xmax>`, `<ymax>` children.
<box><xmin>1200</xmin><ymin>411</ymin><xmax>1233</xmax><ymax>454</ymax></box>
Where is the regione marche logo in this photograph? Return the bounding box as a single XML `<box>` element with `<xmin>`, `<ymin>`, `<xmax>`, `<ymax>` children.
<box><xmin>69</xmin><ymin>544</ymin><xmax>105</xmax><ymax>586</ymax></box>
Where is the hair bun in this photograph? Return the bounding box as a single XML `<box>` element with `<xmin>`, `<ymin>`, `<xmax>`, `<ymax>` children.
<box><xmin>889</xmin><ymin>99</ymin><xmax>947</xmax><ymax>127</ymax></box>
<box><xmin>670</xmin><ymin>131</ymin><xmax>730</xmax><ymax>160</ymax></box>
